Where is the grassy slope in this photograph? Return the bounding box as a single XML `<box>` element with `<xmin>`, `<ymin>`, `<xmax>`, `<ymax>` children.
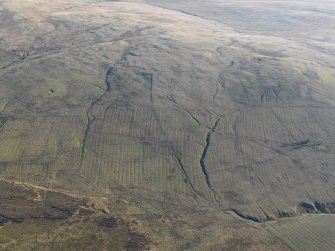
<box><xmin>0</xmin><ymin>0</ymin><xmax>335</xmax><ymax>249</ymax></box>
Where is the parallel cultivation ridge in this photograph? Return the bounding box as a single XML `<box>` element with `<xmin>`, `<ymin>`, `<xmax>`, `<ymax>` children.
<box><xmin>0</xmin><ymin>0</ymin><xmax>335</xmax><ymax>250</ymax></box>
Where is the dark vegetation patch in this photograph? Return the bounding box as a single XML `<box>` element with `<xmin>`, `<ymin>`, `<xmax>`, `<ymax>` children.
<box><xmin>297</xmin><ymin>202</ymin><xmax>318</xmax><ymax>214</ymax></box>
<box><xmin>137</xmin><ymin>71</ymin><xmax>152</xmax><ymax>89</ymax></box>
<box><xmin>128</xmin><ymin>51</ymin><xmax>138</xmax><ymax>56</ymax></box>
<box><xmin>96</xmin><ymin>217</ymin><xmax>118</xmax><ymax>229</ymax></box>
<box><xmin>178</xmin><ymin>236</ymin><xmax>203</xmax><ymax>250</ymax></box>
<box><xmin>282</xmin><ymin>139</ymin><xmax>328</xmax><ymax>152</ymax></box>
<box><xmin>0</xmin><ymin>180</ymin><xmax>92</xmax><ymax>225</ymax></box>
<box><xmin>124</xmin><ymin>231</ymin><xmax>151</xmax><ymax>251</ymax></box>
<box><xmin>138</xmin><ymin>72</ymin><xmax>152</xmax><ymax>84</ymax></box>
<box><xmin>217</xmin><ymin>71</ymin><xmax>226</xmax><ymax>88</ymax></box>
<box><xmin>0</xmin><ymin>180</ymin><xmax>152</xmax><ymax>250</ymax></box>
<box><xmin>79</xmin><ymin>207</ymin><xmax>95</xmax><ymax>216</ymax></box>
<box><xmin>230</xmin><ymin>200</ymin><xmax>335</xmax><ymax>223</ymax></box>
<box><xmin>105</xmin><ymin>67</ymin><xmax>117</xmax><ymax>92</ymax></box>
<box><xmin>290</xmin><ymin>139</ymin><xmax>310</xmax><ymax>149</ymax></box>
<box><xmin>100</xmin><ymin>62</ymin><xmax>110</xmax><ymax>70</ymax></box>
<box><xmin>223</xmin><ymin>236</ymin><xmax>252</xmax><ymax>251</ymax></box>
<box><xmin>258</xmin><ymin>85</ymin><xmax>279</xmax><ymax>104</ymax></box>
<box><xmin>228</xmin><ymin>209</ymin><xmax>261</xmax><ymax>223</ymax></box>
<box><xmin>298</xmin><ymin>201</ymin><xmax>335</xmax><ymax>214</ymax></box>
